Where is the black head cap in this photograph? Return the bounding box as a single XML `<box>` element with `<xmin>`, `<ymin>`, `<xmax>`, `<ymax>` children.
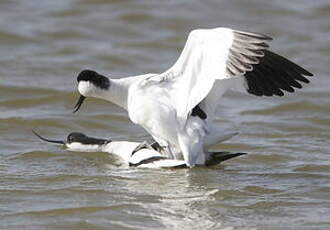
<box><xmin>67</xmin><ymin>132</ymin><xmax>111</xmax><ymax>145</ymax></box>
<box><xmin>77</xmin><ymin>69</ymin><xmax>110</xmax><ymax>90</ymax></box>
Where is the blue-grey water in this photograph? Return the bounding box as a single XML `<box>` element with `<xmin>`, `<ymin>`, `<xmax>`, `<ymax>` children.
<box><xmin>0</xmin><ymin>0</ymin><xmax>329</xmax><ymax>229</ymax></box>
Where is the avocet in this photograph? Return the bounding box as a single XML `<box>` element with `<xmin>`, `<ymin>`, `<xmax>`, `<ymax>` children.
<box><xmin>72</xmin><ymin>27</ymin><xmax>313</xmax><ymax>167</ymax></box>
<box><xmin>33</xmin><ymin>130</ymin><xmax>246</xmax><ymax>169</ymax></box>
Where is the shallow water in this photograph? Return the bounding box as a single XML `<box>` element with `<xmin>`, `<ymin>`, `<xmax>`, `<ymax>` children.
<box><xmin>1</xmin><ymin>0</ymin><xmax>329</xmax><ymax>229</ymax></box>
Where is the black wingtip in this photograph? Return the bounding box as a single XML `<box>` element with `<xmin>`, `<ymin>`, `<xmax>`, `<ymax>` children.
<box><xmin>32</xmin><ymin>130</ymin><xmax>65</xmax><ymax>145</ymax></box>
<box><xmin>302</xmin><ymin>69</ymin><xmax>314</xmax><ymax>77</ymax></box>
<box><xmin>245</xmin><ymin>50</ymin><xmax>314</xmax><ymax>97</ymax></box>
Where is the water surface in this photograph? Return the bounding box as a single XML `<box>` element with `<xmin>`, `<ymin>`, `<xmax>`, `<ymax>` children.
<box><xmin>1</xmin><ymin>0</ymin><xmax>329</xmax><ymax>229</ymax></box>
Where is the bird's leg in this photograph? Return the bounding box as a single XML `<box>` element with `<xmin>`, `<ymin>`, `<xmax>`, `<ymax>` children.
<box><xmin>131</xmin><ymin>141</ymin><xmax>164</xmax><ymax>155</ymax></box>
<box><xmin>150</xmin><ymin>142</ymin><xmax>163</xmax><ymax>152</ymax></box>
<box><xmin>131</xmin><ymin>141</ymin><xmax>151</xmax><ymax>155</ymax></box>
<box><xmin>150</xmin><ymin>141</ymin><xmax>174</xmax><ymax>158</ymax></box>
<box><xmin>163</xmin><ymin>144</ymin><xmax>175</xmax><ymax>159</ymax></box>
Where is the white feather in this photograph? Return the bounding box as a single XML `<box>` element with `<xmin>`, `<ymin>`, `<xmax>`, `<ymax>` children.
<box><xmin>139</xmin><ymin>28</ymin><xmax>235</xmax><ymax>124</ymax></box>
<box><xmin>78</xmin><ymin>27</ymin><xmax>274</xmax><ymax>167</ymax></box>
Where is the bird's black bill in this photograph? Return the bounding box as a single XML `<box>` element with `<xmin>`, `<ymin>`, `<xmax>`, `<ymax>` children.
<box><xmin>73</xmin><ymin>95</ymin><xmax>86</xmax><ymax>113</ymax></box>
<box><xmin>32</xmin><ymin>130</ymin><xmax>65</xmax><ymax>145</ymax></box>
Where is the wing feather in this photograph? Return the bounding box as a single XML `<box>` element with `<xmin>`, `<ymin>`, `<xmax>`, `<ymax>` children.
<box><xmin>140</xmin><ymin>27</ymin><xmax>313</xmax><ymax>127</ymax></box>
<box><xmin>244</xmin><ymin>50</ymin><xmax>313</xmax><ymax>96</ymax></box>
<box><xmin>142</xmin><ymin>28</ymin><xmax>269</xmax><ymax>125</ymax></box>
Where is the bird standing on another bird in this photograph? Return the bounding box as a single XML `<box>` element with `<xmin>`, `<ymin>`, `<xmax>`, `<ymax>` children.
<box><xmin>73</xmin><ymin>27</ymin><xmax>313</xmax><ymax>167</ymax></box>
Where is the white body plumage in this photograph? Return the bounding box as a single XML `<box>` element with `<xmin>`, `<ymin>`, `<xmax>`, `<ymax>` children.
<box><xmin>74</xmin><ymin>27</ymin><xmax>313</xmax><ymax>167</ymax></box>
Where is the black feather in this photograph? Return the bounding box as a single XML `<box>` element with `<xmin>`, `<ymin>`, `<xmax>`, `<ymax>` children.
<box><xmin>245</xmin><ymin>50</ymin><xmax>313</xmax><ymax>96</ymax></box>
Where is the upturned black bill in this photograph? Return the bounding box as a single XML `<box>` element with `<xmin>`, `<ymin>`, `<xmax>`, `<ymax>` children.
<box><xmin>32</xmin><ymin>130</ymin><xmax>65</xmax><ymax>145</ymax></box>
<box><xmin>73</xmin><ymin>95</ymin><xmax>86</xmax><ymax>113</ymax></box>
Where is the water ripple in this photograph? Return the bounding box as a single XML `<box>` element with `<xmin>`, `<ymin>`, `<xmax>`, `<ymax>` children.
<box><xmin>0</xmin><ymin>0</ymin><xmax>329</xmax><ymax>229</ymax></box>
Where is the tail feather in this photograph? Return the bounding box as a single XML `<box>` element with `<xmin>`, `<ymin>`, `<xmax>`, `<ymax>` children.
<box><xmin>205</xmin><ymin>151</ymin><xmax>247</xmax><ymax>166</ymax></box>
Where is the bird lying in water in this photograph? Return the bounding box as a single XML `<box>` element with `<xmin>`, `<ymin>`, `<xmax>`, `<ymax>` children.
<box><xmin>72</xmin><ymin>27</ymin><xmax>313</xmax><ymax>167</ymax></box>
<box><xmin>32</xmin><ymin>130</ymin><xmax>246</xmax><ymax>168</ymax></box>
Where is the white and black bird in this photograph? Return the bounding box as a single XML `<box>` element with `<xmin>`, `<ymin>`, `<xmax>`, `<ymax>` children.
<box><xmin>73</xmin><ymin>27</ymin><xmax>313</xmax><ymax>167</ymax></box>
<box><xmin>32</xmin><ymin>130</ymin><xmax>245</xmax><ymax>168</ymax></box>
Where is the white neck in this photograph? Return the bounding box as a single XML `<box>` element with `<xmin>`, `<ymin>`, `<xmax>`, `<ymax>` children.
<box><xmin>79</xmin><ymin>77</ymin><xmax>133</xmax><ymax>110</ymax></box>
<box><xmin>99</xmin><ymin>78</ymin><xmax>131</xmax><ymax>110</ymax></box>
<box><xmin>95</xmin><ymin>74</ymin><xmax>157</xmax><ymax>109</ymax></box>
<box><xmin>79</xmin><ymin>74</ymin><xmax>156</xmax><ymax>110</ymax></box>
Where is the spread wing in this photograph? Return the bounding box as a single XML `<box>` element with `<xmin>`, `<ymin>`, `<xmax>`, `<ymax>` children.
<box><xmin>141</xmin><ymin>27</ymin><xmax>313</xmax><ymax>126</ymax></box>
